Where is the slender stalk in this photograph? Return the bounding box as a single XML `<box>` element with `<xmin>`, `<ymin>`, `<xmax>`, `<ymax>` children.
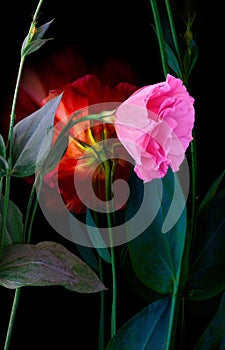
<box><xmin>98</xmin><ymin>256</ymin><xmax>105</xmax><ymax>350</ymax></box>
<box><xmin>7</xmin><ymin>0</ymin><xmax>44</xmax><ymax>157</ymax></box>
<box><xmin>1</xmin><ymin>0</ymin><xmax>45</xmax><ymax>253</ymax></box>
<box><xmin>166</xmin><ymin>292</ymin><xmax>180</xmax><ymax>350</ymax></box>
<box><xmin>0</xmin><ymin>59</ymin><xmax>25</xmax><ymax>255</ymax></box>
<box><xmin>149</xmin><ymin>0</ymin><xmax>168</xmax><ymax>77</ymax></box>
<box><xmin>165</xmin><ymin>0</ymin><xmax>182</xmax><ymax>65</ymax></box>
<box><xmin>163</xmin><ymin>0</ymin><xmax>198</xmax><ymax>251</ymax></box>
<box><xmin>109</xmin><ymin>240</ymin><xmax>117</xmax><ymax>337</ymax></box>
<box><xmin>189</xmin><ymin>130</ymin><xmax>198</xmax><ymax>260</ymax></box>
<box><xmin>2</xmin><ymin>3</ymin><xmax>45</xmax><ymax>350</ymax></box>
<box><xmin>104</xmin><ymin>159</ymin><xmax>117</xmax><ymax>337</ymax></box>
<box><xmin>3</xmin><ymin>288</ymin><xmax>21</xmax><ymax>350</ymax></box>
<box><xmin>149</xmin><ymin>2</ymin><xmax>199</xmax><ymax>349</ymax></box>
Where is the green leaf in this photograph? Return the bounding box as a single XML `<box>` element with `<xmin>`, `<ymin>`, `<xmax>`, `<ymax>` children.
<box><xmin>106</xmin><ymin>296</ymin><xmax>171</xmax><ymax>350</ymax></box>
<box><xmin>0</xmin><ymin>135</ymin><xmax>7</xmax><ymax>176</ymax></box>
<box><xmin>187</xmin><ymin>188</ymin><xmax>225</xmax><ymax>300</ymax></box>
<box><xmin>41</xmin><ymin>111</ymin><xmax>81</xmax><ymax>176</ymax></box>
<box><xmin>198</xmin><ymin>169</ymin><xmax>225</xmax><ymax>213</ymax></box>
<box><xmin>11</xmin><ymin>93</ymin><xmax>63</xmax><ymax>177</ymax></box>
<box><xmin>164</xmin><ymin>42</ymin><xmax>182</xmax><ymax>78</ymax></box>
<box><xmin>129</xmin><ymin>169</ymin><xmax>187</xmax><ymax>294</ymax></box>
<box><xmin>75</xmin><ymin>244</ymin><xmax>99</xmax><ymax>273</ymax></box>
<box><xmin>127</xmin><ymin>168</ymin><xmax>187</xmax><ymax>294</ymax></box>
<box><xmin>86</xmin><ymin>209</ymin><xmax>111</xmax><ymax>263</ymax></box>
<box><xmin>120</xmin><ymin>246</ymin><xmax>165</xmax><ymax>304</ymax></box>
<box><xmin>194</xmin><ymin>292</ymin><xmax>225</xmax><ymax>350</ymax></box>
<box><xmin>22</xmin><ymin>38</ymin><xmax>53</xmax><ymax>57</ymax></box>
<box><xmin>0</xmin><ymin>134</ymin><xmax>6</xmax><ymax>158</ymax></box>
<box><xmin>0</xmin><ymin>241</ymin><xmax>106</xmax><ymax>293</ymax></box>
<box><xmin>0</xmin><ymin>196</ymin><xmax>24</xmax><ymax>246</ymax></box>
<box><xmin>21</xmin><ymin>20</ymin><xmax>54</xmax><ymax>57</ymax></box>
<box><xmin>0</xmin><ymin>156</ymin><xmax>8</xmax><ymax>177</ymax></box>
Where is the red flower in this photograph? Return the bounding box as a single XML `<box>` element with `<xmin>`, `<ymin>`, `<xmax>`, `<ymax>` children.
<box><xmin>42</xmin><ymin>73</ymin><xmax>137</xmax><ymax>213</ymax></box>
<box><xmin>1</xmin><ymin>47</ymin><xmax>138</xmax><ymax>214</ymax></box>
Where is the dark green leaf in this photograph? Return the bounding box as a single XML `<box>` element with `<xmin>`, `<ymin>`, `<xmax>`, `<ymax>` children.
<box><xmin>106</xmin><ymin>296</ymin><xmax>171</xmax><ymax>350</ymax></box>
<box><xmin>86</xmin><ymin>209</ymin><xmax>111</xmax><ymax>263</ymax></box>
<box><xmin>0</xmin><ymin>135</ymin><xmax>7</xmax><ymax>176</ymax></box>
<box><xmin>0</xmin><ymin>196</ymin><xmax>24</xmax><ymax>246</ymax></box>
<box><xmin>11</xmin><ymin>93</ymin><xmax>63</xmax><ymax>177</ymax></box>
<box><xmin>75</xmin><ymin>244</ymin><xmax>99</xmax><ymax>273</ymax></box>
<box><xmin>127</xmin><ymin>168</ymin><xmax>187</xmax><ymax>294</ymax></box>
<box><xmin>0</xmin><ymin>241</ymin><xmax>106</xmax><ymax>293</ymax></box>
<box><xmin>120</xmin><ymin>246</ymin><xmax>165</xmax><ymax>304</ymax></box>
<box><xmin>194</xmin><ymin>292</ymin><xmax>225</xmax><ymax>350</ymax></box>
<box><xmin>0</xmin><ymin>134</ymin><xmax>6</xmax><ymax>158</ymax></box>
<box><xmin>188</xmin><ymin>189</ymin><xmax>225</xmax><ymax>300</ymax></box>
<box><xmin>0</xmin><ymin>156</ymin><xmax>8</xmax><ymax>176</ymax></box>
<box><xmin>198</xmin><ymin>169</ymin><xmax>225</xmax><ymax>213</ymax></box>
<box><xmin>164</xmin><ymin>42</ymin><xmax>182</xmax><ymax>78</ymax></box>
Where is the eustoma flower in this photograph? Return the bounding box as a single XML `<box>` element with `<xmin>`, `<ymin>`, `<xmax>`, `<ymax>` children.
<box><xmin>115</xmin><ymin>74</ymin><xmax>195</xmax><ymax>182</ymax></box>
<box><xmin>39</xmin><ymin>74</ymin><xmax>137</xmax><ymax>214</ymax></box>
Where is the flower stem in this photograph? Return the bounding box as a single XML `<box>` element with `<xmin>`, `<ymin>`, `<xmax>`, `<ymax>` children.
<box><xmin>0</xmin><ymin>0</ymin><xmax>45</xmax><ymax>254</ymax></box>
<box><xmin>166</xmin><ymin>292</ymin><xmax>180</xmax><ymax>350</ymax></box>
<box><xmin>2</xmin><ymin>3</ymin><xmax>45</xmax><ymax>350</ymax></box>
<box><xmin>3</xmin><ymin>288</ymin><xmax>21</xmax><ymax>350</ymax></box>
<box><xmin>189</xmin><ymin>129</ymin><xmax>198</xmax><ymax>260</ymax></box>
<box><xmin>149</xmin><ymin>3</ymin><xmax>198</xmax><ymax>349</ymax></box>
<box><xmin>149</xmin><ymin>0</ymin><xmax>168</xmax><ymax>77</ymax></box>
<box><xmin>104</xmin><ymin>159</ymin><xmax>117</xmax><ymax>338</ymax></box>
<box><xmin>165</xmin><ymin>0</ymin><xmax>182</xmax><ymax>66</ymax></box>
<box><xmin>110</xmin><ymin>241</ymin><xmax>117</xmax><ymax>337</ymax></box>
<box><xmin>0</xmin><ymin>58</ymin><xmax>24</xmax><ymax>255</ymax></box>
<box><xmin>98</xmin><ymin>256</ymin><xmax>105</xmax><ymax>350</ymax></box>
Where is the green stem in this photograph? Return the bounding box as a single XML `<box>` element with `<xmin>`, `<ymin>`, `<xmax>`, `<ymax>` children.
<box><xmin>0</xmin><ymin>174</ymin><xmax>11</xmax><ymax>254</ymax></box>
<box><xmin>0</xmin><ymin>56</ymin><xmax>24</xmax><ymax>253</ymax></box>
<box><xmin>104</xmin><ymin>159</ymin><xmax>117</xmax><ymax>338</ymax></box>
<box><xmin>165</xmin><ymin>0</ymin><xmax>182</xmax><ymax>66</ymax></box>
<box><xmin>149</xmin><ymin>3</ymin><xmax>199</xmax><ymax>349</ymax></box>
<box><xmin>189</xmin><ymin>129</ymin><xmax>198</xmax><ymax>260</ymax></box>
<box><xmin>149</xmin><ymin>0</ymin><xmax>168</xmax><ymax>77</ymax></box>
<box><xmin>0</xmin><ymin>0</ymin><xmax>45</xmax><ymax>254</ymax></box>
<box><xmin>110</xmin><ymin>241</ymin><xmax>117</xmax><ymax>337</ymax></box>
<box><xmin>98</xmin><ymin>256</ymin><xmax>105</xmax><ymax>350</ymax></box>
<box><xmin>166</xmin><ymin>292</ymin><xmax>180</xmax><ymax>350</ymax></box>
<box><xmin>3</xmin><ymin>288</ymin><xmax>21</xmax><ymax>350</ymax></box>
<box><xmin>2</xmin><ymin>3</ymin><xmax>45</xmax><ymax>350</ymax></box>
<box><xmin>7</xmin><ymin>58</ymin><xmax>25</xmax><ymax>161</ymax></box>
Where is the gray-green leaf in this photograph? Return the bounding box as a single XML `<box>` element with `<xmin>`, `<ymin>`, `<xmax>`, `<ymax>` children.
<box><xmin>11</xmin><ymin>93</ymin><xmax>63</xmax><ymax>177</ymax></box>
<box><xmin>0</xmin><ymin>241</ymin><xmax>106</xmax><ymax>293</ymax></box>
<box><xmin>0</xmin><ymin>196</ymin><xmax>24</xmax><ymax>246</ymax></box>
<box><xmin>21</xmin><ymin>20</ymin><xmax>54</xmax><ymax>57</ymax></box>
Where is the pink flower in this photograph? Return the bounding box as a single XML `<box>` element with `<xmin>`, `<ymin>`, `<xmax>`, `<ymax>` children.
<box><xmin>115</xmin><ymin>74</ymin><xmax>195</xmax><ymax>182</ymax></box>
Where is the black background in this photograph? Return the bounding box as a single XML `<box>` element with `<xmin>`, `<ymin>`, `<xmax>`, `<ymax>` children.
<box><xmin>0</xmin><ymin>1</ymin><xmax>224</xmax><ymax>349</ymax></box>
